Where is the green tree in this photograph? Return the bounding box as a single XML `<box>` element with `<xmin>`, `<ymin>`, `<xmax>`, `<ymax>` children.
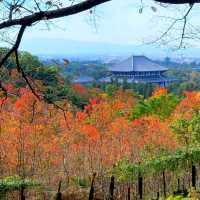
<box><xmin>105</xmin><ymin>84</ymin><xmax>118</xmax><ymax>97</ymax></box>
<box><xmin>131</xmin><ymin>91</ymin><xmax>179</xmax><ymax>120</ymax></box>
<box><xmin>171</xmin><ymin>110</ymin><xmax>200</xmax><ymax>148</ymax></box>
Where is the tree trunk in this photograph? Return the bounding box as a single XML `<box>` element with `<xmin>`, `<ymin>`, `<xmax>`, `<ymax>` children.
<box><xmin>89</xmin><ymin>173</ymin><xmax>96</xmax><ymax>200</ymax></box>
<box><xmin>127</xmin><ymin>186</ymin><xmax>131</xmax><ymax>200</ymax></box>
<box><xmin>163</xmin><ymin>171</ymin><xmax>166</xmax><ymax>198</ymax></box>
<box><xmin>20</xmin><ymin>186</ymin><xmax>25</xmax><ymax>200</ymax></box>
<box><xmin>157</xmin><ymin>192</ymin><xmax>160</xmax><ymax>200</ymax></box>
<box><xmin>177</xmin><ymin>178</ymin><xmax>180</xmax><ymax>192</ymax></box>
<box><xmin>192</xmin><ymin>164</ymin><xmax>196</xmax><ymax>188</ymax></box>
<box><xmin>109</xmin><ymin>176</ymin><xmax>115</xmax><ymax>200</ymax></box>
<box><xmin>138</xmin><ymin>174</ymin><xmax>143</xmax><ymax>199</ymax></box>
<box><xmin>56</xmin><ymin>181</ymin><xmax>62</xmax><ymax>200</ymax></box>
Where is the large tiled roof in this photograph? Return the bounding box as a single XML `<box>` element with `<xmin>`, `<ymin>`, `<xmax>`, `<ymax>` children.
<box><xmin>109</xmin><ymin>56</ymin><xmax>168</xmax><ymax>72</ymax></box>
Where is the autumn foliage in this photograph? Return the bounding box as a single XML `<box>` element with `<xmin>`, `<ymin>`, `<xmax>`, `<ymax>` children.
<box><xmin>1</xmin><ymin>84</ymin><xmax>198</xmax><ymax>189</ymax></box>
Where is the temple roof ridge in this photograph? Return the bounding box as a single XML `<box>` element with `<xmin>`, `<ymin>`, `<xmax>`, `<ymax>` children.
<box><xmin>109</xmin><ymin>55</ymin><xmax>168</xmax><ymax>72</ymax></box>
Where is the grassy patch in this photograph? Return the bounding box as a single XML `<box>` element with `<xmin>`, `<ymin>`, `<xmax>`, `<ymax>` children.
<box><xmin>0</xmin><ymin>175</ymin><xmax>39</xmax><ymax>193</ymax></box>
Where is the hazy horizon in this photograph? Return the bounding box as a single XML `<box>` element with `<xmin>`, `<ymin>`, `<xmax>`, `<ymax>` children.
<box><xmin>19</xmin><ymin>38</ymin><xmax>200</xmax><ymax>62</ymax></box>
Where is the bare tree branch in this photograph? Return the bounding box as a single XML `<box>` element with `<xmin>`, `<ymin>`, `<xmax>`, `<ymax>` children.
<box><xmin>155</xmin><ymin>0</ymin><xmax>200</xmax><ymax>4</ymax></box>
<box><xmin>0</xmin><ymin>25</ymin><xmax>26</xmax><ymax>68</ymax></box>
<box><xmin>179</xmin><ymin>4</ymin><xmax>193</xmax><ymax>48</ymax></box>
<box><xmin>147</xmin><ymin>4</ymin><xmax>194</xmax><ymax>48</ymax></box>
<box><xmin>0</xmin><ymin>0</ymin><xmax>111</xmax><ymax>29</ymax></box>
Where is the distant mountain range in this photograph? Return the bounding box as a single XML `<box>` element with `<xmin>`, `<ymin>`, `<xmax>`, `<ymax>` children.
<box><xmin>21</xmin><ymin>38</ymin><xmax>200</xmax><ymax>62</ymax></box>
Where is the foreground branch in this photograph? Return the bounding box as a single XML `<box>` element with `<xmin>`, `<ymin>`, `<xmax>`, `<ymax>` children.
<box><xmin>0</xmin><ymin>0</ymin><xmax>111</xmax><ymax>29</ymax></box>
<box><xmin>155</xmin><ymin>0</ymin><xmax>200</xmax><ymax>4</ymax></box>
<box><xmin>0</xmin><ymin>25</ymin><xmax>26</xmax><ymax>68</ymax></box>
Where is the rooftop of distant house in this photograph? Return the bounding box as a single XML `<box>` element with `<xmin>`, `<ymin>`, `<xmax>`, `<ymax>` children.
<box><xmin>109</xmin><ymin>55</ymin><xmax>168</xmax><ymax>72</ymax></box>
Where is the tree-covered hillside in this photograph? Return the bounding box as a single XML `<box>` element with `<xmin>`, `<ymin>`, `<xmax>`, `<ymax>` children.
<box><xmin>2</xmin><ymin>50</ymin><xmax>200</xmax><ymax>199</ymax></box>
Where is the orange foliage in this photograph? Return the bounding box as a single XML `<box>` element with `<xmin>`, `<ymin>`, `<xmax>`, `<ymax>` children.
<box><xmin>132</xmin><ymin>117</ymin><xmax>176</xmax><ymax>155</ymax></box>
<box><xmin>172</xmin><ymin>91</ymin><xmax>200</xmax><ymax>120</ymax></box>
<box><xmin>152</xmin><ymin>86</ymin><xmax>168</xmax><ymax>97</ymax></box>
<box><xmin>0</xmin><ymin>87</ymin><xmax>178</xmax><ymax>184</ymax></box>
<box><xmin>81</xmin><ymin>124</ymin><xmax>100</xmax><ymax>141</ymax></box>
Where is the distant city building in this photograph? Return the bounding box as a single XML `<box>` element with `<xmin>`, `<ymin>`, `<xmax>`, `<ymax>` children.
<box><xmin>102</xmin><ymin>55</ymin><xmax>176</xmax><ymax>87</ymax></box>
<box><xmin>73</xmin><ymin>76</ymin><xmax>94</xmax><ymax>84</ymax></box>
<box><xmin>192</xmin><ymin>67</ymin><xmax>200</xmax><ymax>71</ymax></box>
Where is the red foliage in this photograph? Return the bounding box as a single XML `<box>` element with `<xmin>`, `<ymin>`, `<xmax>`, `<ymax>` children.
<box><xmin>72</xmin><ymin>83</ymin><xmax>88</xmax><ymax>95</ymax></box>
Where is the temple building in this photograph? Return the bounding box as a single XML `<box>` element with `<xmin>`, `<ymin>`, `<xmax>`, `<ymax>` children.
<box><xmin>102</xmin><ymin>55</ymin><xmax>176</xmax><ymax>87</ymax></box>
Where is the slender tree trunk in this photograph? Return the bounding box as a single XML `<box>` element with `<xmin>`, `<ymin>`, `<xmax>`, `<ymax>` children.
<box><xmin>192</xmin><ymin>164</ymin><xmax>196</xmax><ymax>188</ymax></box>
<box><xmin>127</xmin><ymin>186</ymin><xmax>131</xmax><ymax>200</ymax></box>
<box><xmin>162</xmin><ymin>171</ymin><xmax>166</xmax><ymax>198</ymax></box>
<box><xmin>182</xmin><ymin>177</ymin><xmax>185</xmax><ymax>191</ymax></box>
<box><xmin>177</xmin><ymin>178</ymin><xmax>180</xmax><ymax>192</ymax></box>
<box><xmin>109</xmin><ymin>176</ymin><xmax>115</xmax><ymax>200</ymax></box>
<box><xmin>20</xmin><ymin>186</ymin><xmax>25</xmax><ymax>200</ymax></box>
<box><xmin>138</xmin><ymin>173</ymin><xmax>143</xmax><ymax>199</ymax></box>
<box><xmin>55</xmin><ymin>181</ymin><xmax>62</xmax><ymax>200</ymax></box>
<box><xmin>89</xmin><ymin>173</ymin><xmax>96</xmax><ymax>200</ymax></box>
<box><xmin>157</xmin><ymin>192</ymin><xmax>160</xmax><ymax>200</ymax></box>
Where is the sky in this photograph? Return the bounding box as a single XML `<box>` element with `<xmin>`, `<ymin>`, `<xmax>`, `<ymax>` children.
<box><xmin>13</xmin><ymin>0</ymin><xmax>200</xmax><ymax>57</ymax></box>
<box><xmin>23</xmin><ymin>0</ymin><xmax>152</xmax><ymax>43</ymax></box>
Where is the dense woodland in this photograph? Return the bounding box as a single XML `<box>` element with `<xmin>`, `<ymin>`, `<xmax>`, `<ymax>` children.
<box><xmin>1</xmin><ymin>50</ymin><xmax>200</xmax><ymax>199</ymax></box>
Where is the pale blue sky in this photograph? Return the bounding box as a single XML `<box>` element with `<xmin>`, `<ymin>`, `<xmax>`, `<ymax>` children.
<box><xmin>18</xmin><ymin>0</ymin><xmax>200</xmax><ymax>56</ymax></box>
<box><xmin>22</xmin><ymin>0</ymin><xmax>175</xmax><ymax>43</ymax></box>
